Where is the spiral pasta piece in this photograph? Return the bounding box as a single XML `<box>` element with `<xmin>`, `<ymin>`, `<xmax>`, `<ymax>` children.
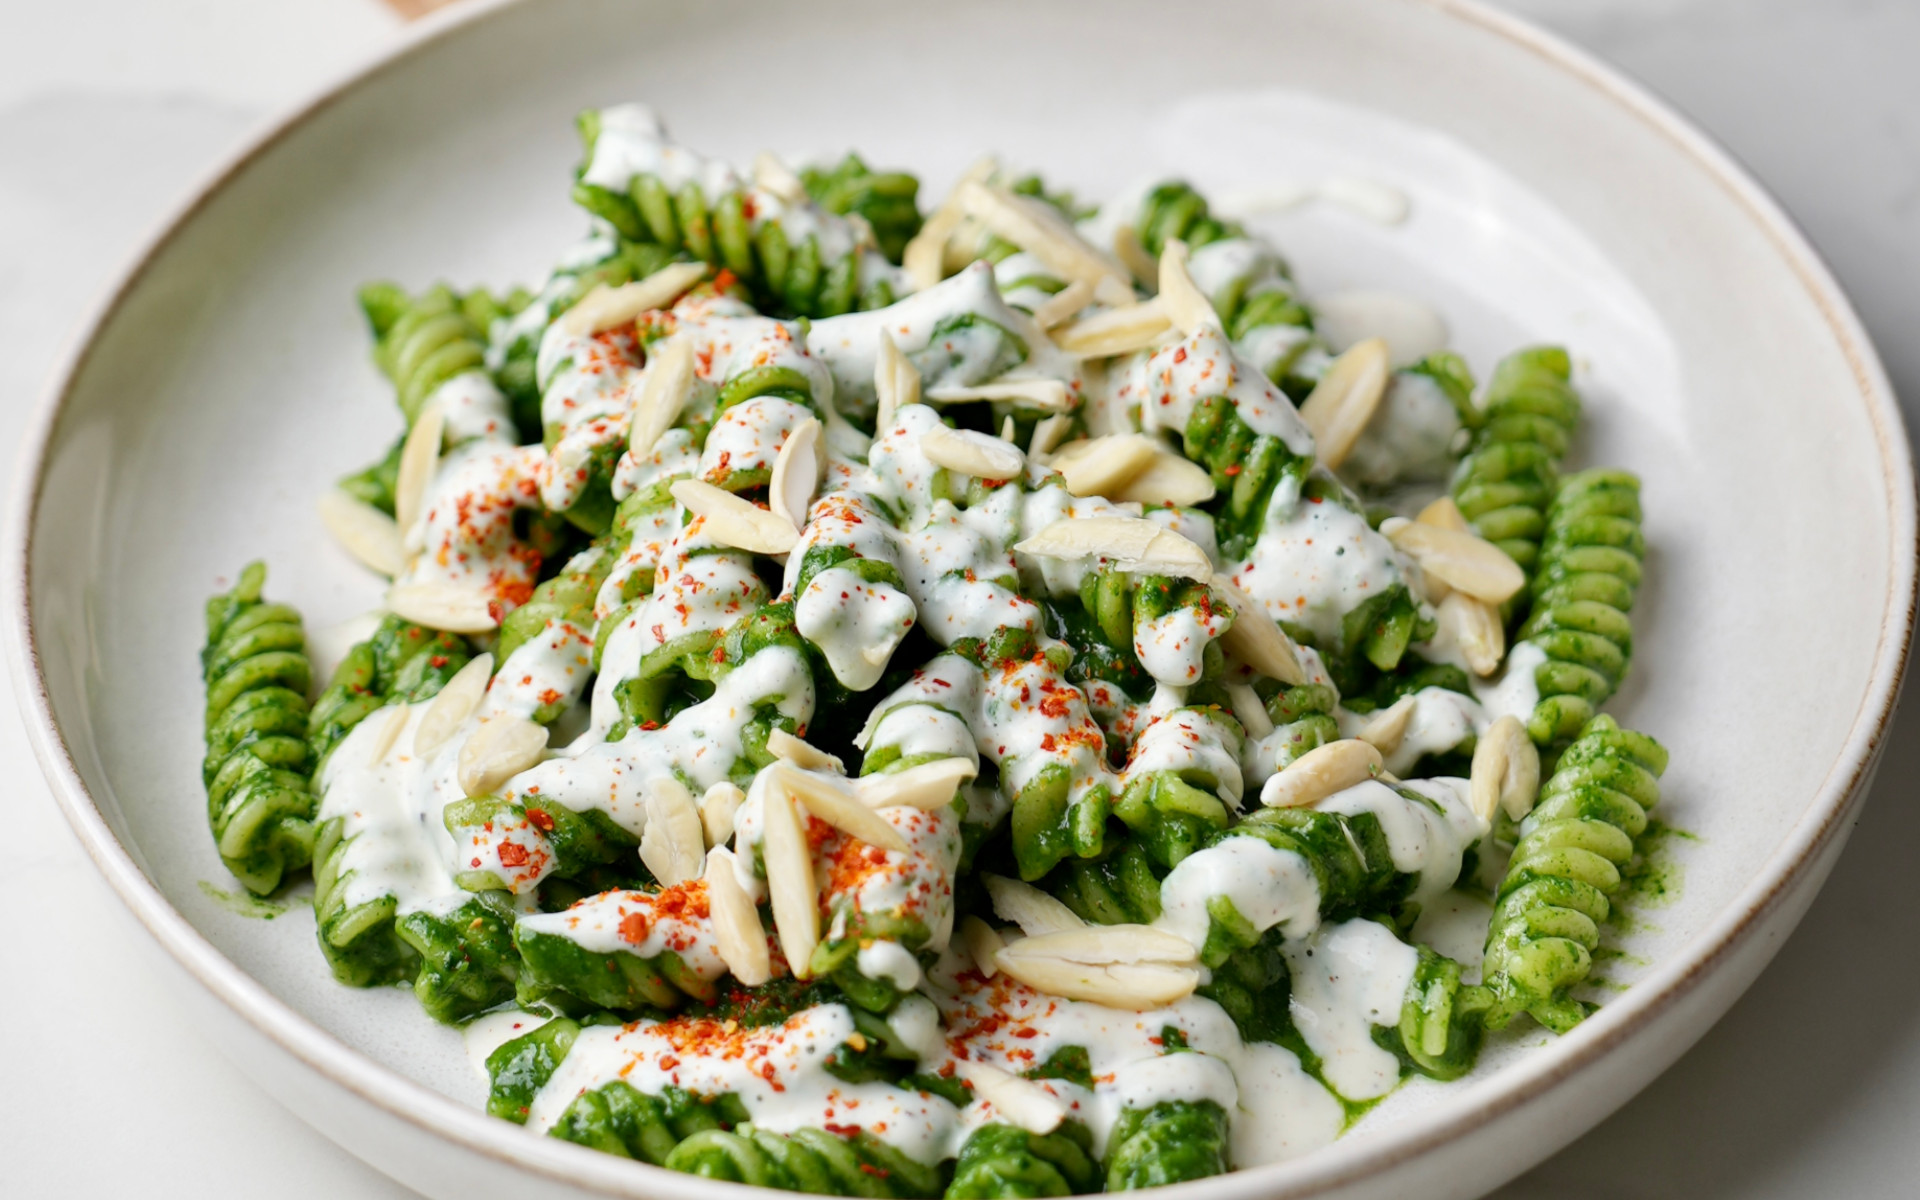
<box><xmin>307</xmin><ymin>615</ymin><xmax>475</xmax><ymax>768</ymax></box>
<box><xmin>1133</xmin><ymin>181</ymin><xmax>1315</xmax><ymax>388</ymax></box>
<box><xmin>513</xmin><ymin>884</ymin><xmax>725</xmax><ymax>1012</ymax></box>
<box><xmin>1178</xmin><ymin>391</ymin><xmax>1311</xmax><ymax>558</ymax></box>
<box><xmin>1449</xmin><ymin>346</ymin><xmax>1581</xmax><ymax>579</ymax></box>
<box><xmin>548</xmin><ymin>1078</ymin><xmax>735</xmax><ymax>1157</ymax></box>
<box><xmin>947</xmin><ymin>1123</ymin><xmax>1100</xmax><ymax>1199</ymax></box>
<box><xmin>1481</xmin><ymin>715</ymin><xmax>1668</xmax><ymax>1033</ymax></box>
<box><xmin>1102</xmin><ymin>1100</ymin><xmax>1229</xmax><ymax>1191</ymax></box>
<box><xmin>534</xmin><ymin>1065</ymin><xmax>946</xmax><ymax>1196</ymax></box>
<box><xmin>356</xmin><ymin>282</ymin><xmax>495</xmax><ymax>428</ymax></box>
<box><xmin>493</xmin><ymin>545</ymin><xmax>611</xmax><ymax>724</ymax></box>
<box><xmin>801</xmin><ymin>153</ymin><xmax>925</xmax><ymax>265</ymax></box>
<box><xmin>1516</xmin><ymin>469</ymin><xmax>1646</xmax><ymax>750</ymax></box>
<box><xmin>669</xmin><ymin>1126</ymin><xmax>946</xmax><ymax>1197</ymax></box>
<box><xmin>573</xmin><ymin>107</ymin><xmax>905</xmax><ymax>318</ymax></box>
<box><xmin>393</xmin><ymin>897</ymin><xmax>524</xmax><ymax>1023</ymax></box>
<box><xmin>201</xmin><ymin>562</ymin><xmax>316</xmax><ymax>895</ymax></box>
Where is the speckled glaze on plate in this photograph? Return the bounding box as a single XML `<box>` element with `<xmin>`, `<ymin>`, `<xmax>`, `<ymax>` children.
<box><xmin>7</xmin><ymin>1</ymin><xmax>1912</xmax><ymax>1197</ymax></box>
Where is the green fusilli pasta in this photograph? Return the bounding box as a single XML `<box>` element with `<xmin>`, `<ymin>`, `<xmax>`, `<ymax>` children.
<box><xmin>1481</xmin><ymin>716</ymin><xmax>1668</xmax><ymax>1032</ymax></box>
<box><xmin>948</xmin><ymin>1123</ymin><xmax>1100</xmax><ymax>1199</ymax></box>
<box><xmin>1449</xmin><ymin>346</ymin><xmax>1581</xmax><ymax>580</ymax></box>
<box><xmin>573</xmin><ymin>110</ymin><xmax>902</xmax><ymax>319</ymax></box>
<box><xmin>801</xmin><ymin>153</ymin><xmax>924</xmax><ymax>265</ymax></box>
<box><xmin>1516</xmin><ymin>469</ymin><xmax>1646</xmax><ymax>751</ymax></box>
<box><xmin>1103</xmin><ymin>1101</ymin><xmax>1229</xmax><ymax>1191</ymax></box>
<box><xmin>201</xmin><ymin>562</ymin><xmax>316</xmax><ymax>895</ymax></box>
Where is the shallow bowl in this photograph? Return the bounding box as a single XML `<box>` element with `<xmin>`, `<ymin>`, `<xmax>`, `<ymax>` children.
<box><xmin>8</xmin><ymin>0</ymin><xmax>1913</xmax><ymax>1197</ymax></box>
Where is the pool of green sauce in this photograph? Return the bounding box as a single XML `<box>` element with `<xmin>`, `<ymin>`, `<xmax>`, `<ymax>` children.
<box><xmin>198</xmin><ymin>879</ymin><xmax>298</xmax><ymax>919</ymax></box>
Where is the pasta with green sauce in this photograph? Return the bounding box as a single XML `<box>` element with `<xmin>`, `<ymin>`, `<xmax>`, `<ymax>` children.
<box><xmin>196</xmin><ymin>103</ymin><xmax>1676</xmax><ymax>1194</ymax></box>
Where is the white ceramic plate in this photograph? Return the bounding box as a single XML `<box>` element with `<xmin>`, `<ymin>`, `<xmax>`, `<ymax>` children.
<box><xmin>9</xmin><ymin>1</ymin><xmax>1913</xmax><ymax>1197</ymax></box>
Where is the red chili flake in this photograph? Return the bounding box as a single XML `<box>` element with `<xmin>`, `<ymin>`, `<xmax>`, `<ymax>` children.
<box><xmin>1173</xmin><ymin>347</ymin><xmax>1188</xmax><ymax>363</ymax></box>
<box><xmin>824</xmin><ymin>1123</ymin><xmax>861</xmax><ymax>1138</ymax></box>
<box><xmin>498</xmin><ymin>843</ymin><xmax>530</xmax><ymax>868</ymax></box>
<box><xmin>858</xmin><ymin>1164</ymin><xmax>890</xmax><ymax>1179</ymax></box>
<box><xmin>526</xmin><ymin>808</ymin><xmax>556</xmax><ymax>833</ymax></box>
<box><xmin>1223</xmin><ymin>464</ymin><xmax>1242</xmax><ymax>477</ymax></box>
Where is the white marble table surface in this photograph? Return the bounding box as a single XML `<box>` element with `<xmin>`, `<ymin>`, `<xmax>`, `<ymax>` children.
<box><xmin>3</xmin><ymin>0</ymin><xmax>1916</xmax><ymax>1195</ymax></box>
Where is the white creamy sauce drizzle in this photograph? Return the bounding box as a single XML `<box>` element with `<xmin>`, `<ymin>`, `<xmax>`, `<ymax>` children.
<box><xmin>1226</xmin><ymin>478</ymin><xmax>1407</xmax><ymax>645</ymax></box>
<box><xmin>1283</xmin><ymin>919</ymin><xmax>1419</xmax><ymax>1100</ymax></box>
<box><xmin>1342</xmin><ymin>370</ymin><xmax>1462</xmax><ymax>490</ymax></box>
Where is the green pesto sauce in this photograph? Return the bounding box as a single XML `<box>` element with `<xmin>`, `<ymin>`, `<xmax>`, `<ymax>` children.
<box><xmin>1603</xmin><ymin>818</ymin><xmax>1697</xmax><ymax>936</ymax></box>
<box><xmin>199</xmin><ymin>879</ymin><xmax>297</xmax><ymax>919</ymax></box>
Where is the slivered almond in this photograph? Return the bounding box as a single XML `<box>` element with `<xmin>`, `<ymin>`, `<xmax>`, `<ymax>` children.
<box><xmin>456</xmin><ymin>715</ymin><xmax>549</xmax><ymax>797</ymax></box>
<box><xmin>1112</xmin><ymin>225</ymin><xmax>1159</xmax><ymax>287</ymax></box>
<box><xmin>855</xmin><ymin>757</ymin><xmax>978</xmax><ymax>811</ymax></box>
<box><xmin>1047</xmin><ymin>434</ymin><xmax>1162</xmax><ymax>497</ymax></box>
<box><xmin>362</xmin><ymin>704</ymin><xmax>411</xmax><ymax>766</ymax></box>
<box><xmin>413</xmin><ymin>652</ymin><xmax>495</xmax><ymax>759</ymax></box>
<box><xmin>772</xmin><ymin>763</ymin><xmax>909</xmax><ymax>852</ymax></box>
<box><xmin>992</xmin><ymin>950</ymin><xmax>1200</xmax><ymax>1009</ymax></box>
<box><xmin>1007</xmin><ymin>925</ymin><xmax>1196</xmax><ymax>967</ymax></box>
<box><xmin>1092</xmin><ymin>275</ymin><xmax>1137</xmax><ymax>307</ymax></box>
<box><xmin>629</xmin><ymin>337</ymin><xmax>695</xmax><ymax>459</ymax></box>
<box><xmin>702</xmin><ymin>781</ymin><xmax>746</xmax><ymax>849</ymax></box>
<box><xmin>1014</xmin><ymin>515</ymin><xmax>1213</xmax><ymax>583</ymax></box>
<box><xmin>1050</xmin><ymin>301</ymin><xmax>1172</xmax><ymax>359</ymax></box>
<box><xmin>1439</xmin><ymin>590</ymin><xmax>1505</xmax><ymax>676</ymax></box>
<box><xmin>903</xmin><ymin>157</ymin><xmax>998</xmax><ymax>290</ymax></box>
<box><xmin>874</xmin><ymin>330</ymin><xmax>921</xmax><ymax>430</ymax></box>
<box><xmin>671</xmin><ymin>479</ymin><xmax>799</xmax><ymax>555</ymax></box>
<box><xmin>1472</xmin><ymin>715</ymin><xmax>1541</xmax><ymax>822</ymax></box>
<box><xmin>956</xmin><ymin>180</ymin><xmax>1128</xmax><ymax>293</ymax></box>
<box><xmin>1031</xmin><ymin>279</ymin><xmax>1096</xmax><ymax>329</ymax></box>
<box><xmin>318</xmin><ymin>489</ymin><xmax>406</xmax><ymax>577</ymax></box>
<box><xmin>960</xmin><ymin>915</ymin><xmax>1006</xmax><ymax>978</ymax></box>
<box><xmin>1358</xmin><ymin>697</ymin><xmax>1417</xmax><ymax>756</ymax></box>
<box><xmin>1027</xmin><ymin>414</ymin><xmax>1073</xmax><ymax>463</ymax></box>
<box><xmin>922</xmin><ymin>426</ymin><xmax>1025</xmax><ymax>480</ymax></box>
<box><xmin>752</xmin><ymin>151</ymin><xmax>808</xmax><ymax>205</ymax></box>
<box><xmin>1000</xmin><ymin>415</ymin><xmax>1017</xmax><ymax>443</ymax></box>
<box><xmin>1261</xmin><ymin>738</ymin><xmax>1385</xmax><ymax>808</ymax></box>
<box><xmin>766</xmin><ymin>728</ymin><xmax>844</xmax><ymax>773</ymax></box>
<box><xmin>394</xmin><ymin>404</ymin><xmax>446</xmax><ymax>537</ymax></box>
<box><xmin>769</xmin><ymin>417</ymin><xmax>823</xmax><ymax>531</ymax></box>
<box><xmin>1225</xmin><ymin>682</ymin><xmax>1274</xmax><ymax>739</ymax></box>
<box><xmin>1157</xmin><ymin>239</ymin><xmax>1220</xmax><ymax>335</ymax></box>
<box><xmin>923</xmin><ymin>379</ymin><xmax>1073</xmax><ymax>412</ymax></box>
<box><xmin>639</xmin><ymin>776</ymin><xmax>707</xmax><ymax>886</ymax></box>
<box><xmin>985</xmin><ymin>875</ymin><xmax>1085</xmax><ymax>936</ymax></box>
<box><xmin>705</xmin><ymin>846</ymin><xmax>772</xmax><ymax>986</ymax></box>
<box><xmin>761</xmin><ymin>782</ymin><xmax>819</xmax><ymax>978</ymax></box>
<box><xmin>1213</xmin><ymin>580</ymin><xmax>1307</xmax><ymax>686</ymax></box>
<box><xmin>951</xmin><ymin>1059</ymin><xmax>1068</xmax><ymax>1134</ymax></box>
<box><xmin>943</xmin><ymin>216</ymin><xmax>992</xmax><ymax>274</ymax></box>
<box><xmin>1382</xmin><ymin>518</ymin><xmax>1525</xmax><ymax>604</ymax></box>
<box><xmin>1112</xmin><ymin>452</ymin><xmax>1216</xmax><ymax>507</ymax></box>
<box><xmin>1297</xmin><ymin>337</ymin><xmax>1391</xmax><ymax>469</ymax></box>
<box><xmin>1417</xmin><ymin>495</ymin><xmax>1471</xmax><ymax>533</ymax></box>
<box><xmin>386</xmin><ymin>581</ymin><xmax>499</xmax><ymax>634</ymax></box>
<box><xmin>560</xmin><ymin>262</ymin><xmax>709</xmax><ymax>336</ymax></box>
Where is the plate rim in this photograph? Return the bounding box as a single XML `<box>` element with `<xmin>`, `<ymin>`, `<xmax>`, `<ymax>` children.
<box><xmin>7</xmin><ymin>0</ymin><xmax>1914</xmax><ymax>1195</ymax></box>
